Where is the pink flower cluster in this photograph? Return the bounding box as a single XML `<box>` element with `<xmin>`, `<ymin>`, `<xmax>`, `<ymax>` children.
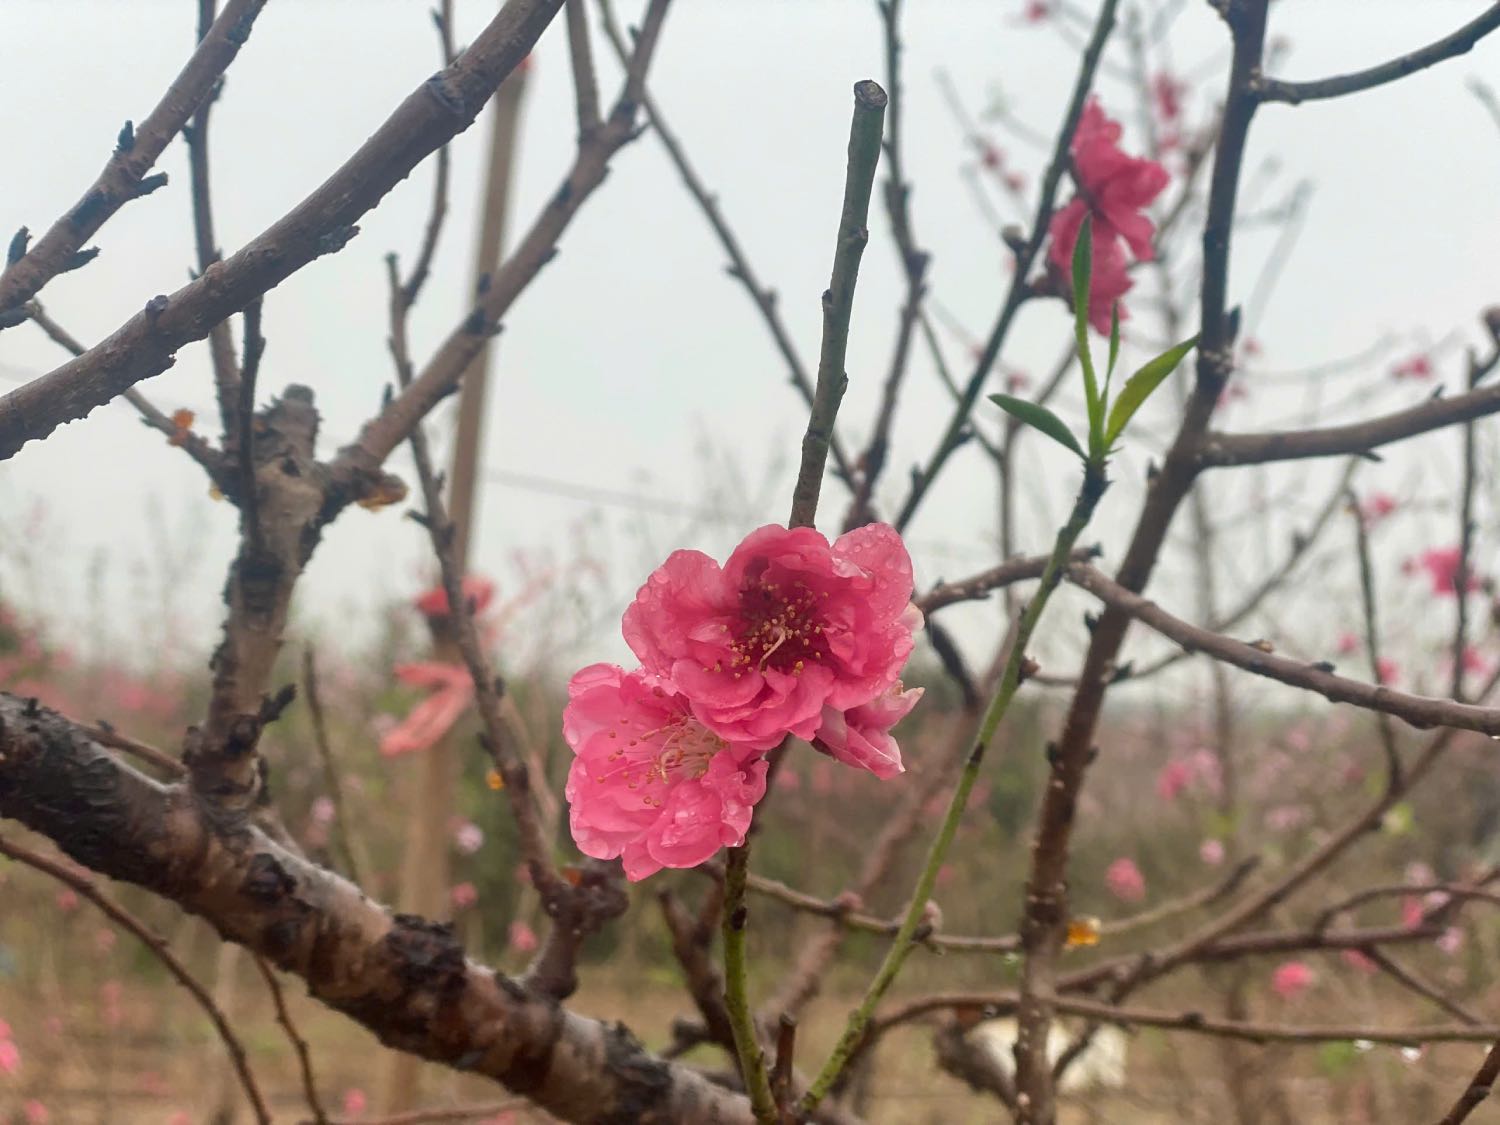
<box><xmin>565</xmin><ymin>524</ymin><xmax>923</xmax><ymax>880</ymax></box>
<box><xmin>1048</xmin><ymin>99</ymin><xmax>1170</xmax><ymax>333</ymax></box>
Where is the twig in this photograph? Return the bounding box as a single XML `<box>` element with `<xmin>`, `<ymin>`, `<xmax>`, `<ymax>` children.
<box><xmin>1065</xmin><ymin>561</ymin><xmax>1500</xmax><ymax>735</ymax></box>
<box><xmin>565</xmin><ymin>0</ymin><xmax>602</xmax><ymax>137</ymax></box>
<box><xmin>251</xmin><ymin>954</ymin><xmax>329</xmax><ymax>1124</ymax></box>
<box><xmin>1436</xmin><ymin>1039</ymin><xmax>1500</xmax><ymax>1125</ymax></box>
<box><xmin>301</xmin><ymin>648</ymin><xmax>365</xmax><ymax>884</ymax></box>
<box><xmin>0</xmin><ymin>0</ymin><xmax>563</xmax><ymax>460</ymax></box>
<box><xmin>237</xmin><ymin>297</ymin><xmax>264</xmax><ymax>544</ymax></box>
<box><xmin>1349</xmin><ymin>487</ymin><xmax>1402</xmax><ymax>784</ymax></box>
<box><xmin>188</xmin><ymin>0</ymin><xmax>246</xmax><ymax>437</ymax></box>
<box><xmin>0</xmin><ymin>0</ymin><xmax>271</xmax><ymax>319</ymax></box>
<box><xmin>1256</xmin><ymin>5</ymin><xmax>1500</xmax><ymax>105</ymax></box>
<box><xmin>787</xmin><ymin>80</ymin><xmax>886</xmax><ymax>530</ymax></box>
<box><xmin>893</xmin><ymin>0</ymin><xmax>1121</xmax><ymax>532</ymax></box>
<box><xmin>917</xmin><ymin>547</ymin><xmax>1101</xmax><ymax>616</ymax></box>
<box><xmin>0</xmin><ymin>832</ymin><xmax>273</xmax><ymax>1125</ymax></box>
<box><xmin>83</xmin><ymin>720</ymin><xmax>186</xmax><ymax>778</ymax></box>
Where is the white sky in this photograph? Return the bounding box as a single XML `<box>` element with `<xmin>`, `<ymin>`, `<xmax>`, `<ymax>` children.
<box><xmin>1</xmin><ymin>0</ymin><xmax>1496</xmax><ymax>686</ymax></box>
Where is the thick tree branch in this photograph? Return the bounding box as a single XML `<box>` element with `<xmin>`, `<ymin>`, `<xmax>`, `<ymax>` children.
<box><xmin>0</xmin><ymin>694</ymin><xmax>757</xmax><ymax>1124</ymax></box>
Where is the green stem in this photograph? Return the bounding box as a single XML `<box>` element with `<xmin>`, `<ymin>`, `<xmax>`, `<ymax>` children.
<box><xmin>801</xmin><ymin>460</ymin><xmax>1109</xmax><ymax>1113</ymax></box>
<box><xmin>721</xmin><ymin>80</ymin><xmax>888</xmax><ymax>1124</ymax></box>
<box><xmin>722</xmin><ymin>843</ymin><xmax>778</xmax><ymax>1121</ymax></box>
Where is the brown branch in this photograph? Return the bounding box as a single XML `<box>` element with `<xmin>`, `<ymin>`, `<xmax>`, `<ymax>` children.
<box><xmin>251</xmin><ymin>953</ymin><xmax>329</xmax><ymax>1124</ymax></box>
<box><xmin>0</xmin><ymin>0</ymin><xmax>271</xmax><ymax>320</ymax></box>
<box><xmin>1199</xmin><ymin>334</ymin><xmax>1500</xmax><ymax>467</ymax></box>
<box><xmin>1012</xmin><ymin>6</ymin><xmax>1270</xmax><ymax>1118</ymax></box>
<box><xmin>1349</xmin><ymin>488</ymin><xmax>1402</xmax><ymax>785</ymax></box>
<box><xmin>565</xmin><ymin>0</ymin><xmax>602</xmax><ymax>137</ymax></box>
<box><xmin>1255</xmin><ymin>4</ymin><xmax>1500</xmax><ymax>105</ymax></box>
<box><xmin>659</xmin><ymin>887</ymin><xmax>736</xmax><ymax>1049</ymax></box>
<box><xmin>1436</xmin><ymin>1038</ymin><xmax>1500</xmax><ymax>1125</ymax></box>
<box><xmin>0</xmin><ymin>694</ymin><xmax>757</xmax><ymax>1124</ymax></box>
<box><xmin>1065</xmin><ymin>561</ymin><xmax>1500</xmax><ymax>735</ymax></box>
<box><xmin>24</xmin><ymin>301</ymin><xmax>228</xmax><ymax>483</ymax></box>
<box><xmin>318</xmin><ymin>1104</ymin><xmax>525</xmax><ymax>1125</ymax></box>
<box><xmin>916</xmin><ymin>547</ymin><xmax>1101</xmax><ymax>616</ymax></box>
<box><xmin>1363</xmin><ymin>946</ymin><xmax>1484</xmax><ymax>1028</ymax></box>
<box><xmin>0</xmin><ymin>830</ymin><xmax>273</xmax><ymax>1124</ymax></box>
<box><xmin>301</xmin><ymin>648</ymin><xmax>365</xmax><ymax>884</ymax></box>
<box><xmin>187</xmin><ymin>0</ymin><xmax>246</xmax><ymax>437</ymax></box>
<box><xmin>0</xmin><ymin>0</ymin><xmax>564</xmax><ymax>461</ymax></box>
<box><xmin>82</xmin><ymin>720</ymin><xmax>186</xmax><ymax>778</ymax></box>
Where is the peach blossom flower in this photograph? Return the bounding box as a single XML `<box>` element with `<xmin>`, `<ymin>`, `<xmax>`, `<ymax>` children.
<box><xmin>508</xmin><ymin>920</ymin><xmax>539</xmax><ymax>953</ymax></box>
<box><xmin>381</xmin><ymin>662</ymin><xmax>474</xmax><ymax>756</ymax></box>
<box><xmin>1047</xmin><ymin>100</ymin><xmax>1169</xmax><ymax>332</ymax></box>
<box><xmin>414</xmin><ymin>575</ymin><xmax>495</xmax><ymax>618</ymax></box>
<box><xmin>563</xmin><ymin>664</ymin><xmax>769</xmax><ymax>881</ymax></box>
<box><xmin>1272</xmin><ymin>961</ymin><xmax>1315</xmax><ymax>999</ymax></box>
<box><xmin>450</xmin><ymin>882</ymin><xmax>478</xmax><ymax>911</ymax></box>
<box><xmin>1105</xmin><ymin>857</ymin><xmax>1146</xmax><ymax>902</ymax></box>
<box><xmin>622</xmin><ymin>523</ymin><xmax>920</xmax><ymax>759</ymax></box>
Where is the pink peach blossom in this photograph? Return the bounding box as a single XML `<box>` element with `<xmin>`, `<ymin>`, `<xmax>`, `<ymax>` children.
<box><xmin>1359</xmin><ymin>492</ymin><xmax>1398</xmax><ymax>525</ymax></box>
<box><xmin>1376</xmin><ymin>657</ymin><xmax>1400</xmax><ymax>686</ymax></box>
<box><xmin>812</xmin><ymin>681</ymin><xmax>923</xmax><ymax>778</ymax></box>
<box><xmin>1151</xmin><ymin>73</ymin><xmax>1184</xmax><ymax>125</ymax></box>
<box><xmin>1407</xmin><ymin>546</ymin><xmax>1482</xmax><ymax>597</ymax></box>
<box><xmin>55</xmin><ymin>889</ymin><xmax>79</xmax><ymax>913</ymax></box>
<box><xmin>508</xmin><ymin>920</ymin><xmax>539</xmax><ymax>953</ymax></box>
<box><xmin>1437</xmin><ymin>926</ymin><xmax>1464</xmax><ymax>956</ymax></box>
<box><xmin>1272</xmin><ymin>961</ymin><xmax>1315</xmax><ymax>999</ymax></box>
<box><xmin>1199</xmin><ymin>838</ymin><xmax>1225</xmax><ymax>866</ymax></box>
<box><xmin>1335</xmin><ymin>632</ymin><xmax>1360</xmax><ymax>656</ymax></box>
<box><xmin>453</xmin><ymin>821</ymin><xmax>485</xmax><ymax>855</ymax></box>
<box><xmin>1047</xmin><ymin>99</ymin><xmax>1170</xmax><ymax>332</ymax></box>
<box><xmin>342</xmin><ymin>1087</ymin><xmax>368</xmax><ymax>1118</ymax></box>
<box><xmin>22</xmin><ymin>1101</ymin><xmax>48</xmax><ymax>1125</ymax></box>
<box><xmin>621</xmin><ymin>523</ymin><xmax>920</xmax><ymax>754</ymax></box>
<box><xmin>415</xmin><ymin>575</ymin><xmax>495</xmax><ymax>618</ymax></box>
<box><xmin>1105</xmin><ymin>857</ymin><xmax>1146</xmax><ymax>903</ymax></box>
<box><xmin>1392</xmin><ymin>354</ymin><xmax>1433</xmax><ymax>380</ymax></box>
<box><xmin>1156</xmin><ymin>760</ymin><xmax>1192</xmax><ymax>802</ymax></box>
<box><xmin>381</xmin><ymin>662</ymin><xmax>474</xmax><ymax>756</ymax></box>
<box><xmin>450</xmin><ymin>882</ymin><xmax>478</xmax><ymax>911</ymax></box>
<box><xmin>1341</xmin><ymin>949</ymin><xmax>1378</xmax><ymax>975</ymax></box>
<box><xmin>0</xmin><ymin>1038</ymin><xmax>19</xmax><ymax>1076</ymax></box>
<box><xmin>563</xmin><ymin>664</ymin><xmax>770</xmax><ymax>881</ymax></box>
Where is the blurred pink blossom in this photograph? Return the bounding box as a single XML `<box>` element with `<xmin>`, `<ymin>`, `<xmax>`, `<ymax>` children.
<box><xmin>1406</xmin><ymin>546</ymin><xmax>1482</xmax><ymax>597</ymax></box>
<box><xmin>1376</xmin><ymin>657</ymin><xmax>1400</xmax><ymax>686</ymax></box>
<box><xmin>1047</xmin><ymin>100</ymin><xmax>1169</xmax><ymax>332</ymax></box>
<box><xmin>1199</xmin><ymin>838</ymin><xmax>1225</xmax><ymax>866</ymax></box>
<box><xmin>450</xmin><ymin>882</ymin><xmax>479</xmax><ymax>911</ymax></box>
<box><xmin>381</xmin><ymin>662</ymin><xmax>475</xmax><ymax>757</ymax></box>
<box><xmin>342</xmin><ymin>1087</ymin><xmax>368</xmax><ymax>1118</ymax></box>
<box><xmin>22</xmin><ymin>1101</ymin><xmax>48</xmax><ymax>1125</ymax></box>
<box><xmin>166</xmin><ymin>1113</ymin><xmax>192</xmax><ymax>1125</ymax></box>
<box><xmin>1392</xmin><ymin>354</ymin><xmax>1433</xmax><ymax>380</ymax></box>
<box><xmin>0</xmin><ymin>1038</ymin><xmax>20</xmax><ymax>1076</ymax></box>
<box><xmin>508</xmin><ymin>920</ymin><xmax>539</xmax><ymax>953</ymax></box>
<box><xmin>454</xmin><ymin>820</ymin><xmax>485</xmax><ymax>855</ymax></box>
<box><xmin>1265</xmin><ymin>805</ymin><xmax>1309</xmax><ymax>834</ymax></box>
<box><xmin>1335</xmin><ymin>632</ymin><xmax>1360</xmax><ymax>656</ymax></box>
<box><xmin>310</xmin><ymin>796</ymin><xmax>336</xmax><ymax>824</ymax></box>
<box><xmin>1156</xmin><ymin>760</ymin><xmax>1192</xmax><ymax>802</ymax></box>
<box><xmin>1437</xmin><ymin>927</ymin><xmax>1464</xmax><ymax>956</ymax></box>
<box><xmin>415</xmin><ymin>575</ymin><xmax>495</xmax><ymax>618</ymax></box>
<box><xmin>1340</xmin><ymin>949</ymin><xmax>1378</xmax><ymax>975</ymax></box>
<box><xmin>1105</xmin><ymin>857</ymin><xmax>1146</xmax><ymax>903</ymax></box>
<box><xmin>1359</xmin><ymin>492</ymin><xmax>1398</xmax><ymax>525</ymax></box>
<box><xmin>55</xmin><ymin>889</ymin><xmax>79</xmax><ymax>913</ymax></box>
<box><xmin>1272</xmin><ymin>961</ymin><xmax>1315</xmax><ymax>999</ymax></box>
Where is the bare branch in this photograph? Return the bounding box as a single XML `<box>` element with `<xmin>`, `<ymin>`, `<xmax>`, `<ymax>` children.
<box><xmin>0</xmin><ymin>0</ymin><xmax>564</xmax><ymax>461</ymax></box>
<box><xmin>0</xmin><ymin>0</ymin><xmax>271</xmax><ymax>319</ymax></box>
<box><xmin>1256</xmin><ymin>4</ymin><xmax>1500</xmax><ymax>105</ymax></box>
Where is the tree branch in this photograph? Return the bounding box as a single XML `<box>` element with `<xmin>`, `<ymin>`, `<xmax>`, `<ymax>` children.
<box><xmin>0</xmin><ymin>0</ymin><xmax>564</xmax><ymax>461</ymax></box>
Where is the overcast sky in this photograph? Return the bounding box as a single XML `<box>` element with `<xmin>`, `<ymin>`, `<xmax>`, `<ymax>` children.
<box><xmin>1</xmin><ymin>0</ymin><xmax>1496</xmax><ymax>686</ymax></box>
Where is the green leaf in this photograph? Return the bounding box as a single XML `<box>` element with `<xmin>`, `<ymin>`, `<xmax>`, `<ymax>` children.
<box><xmin>1103</xmin><ymin>335</ymin><xmax>1199</xmax><ymax>447</ymax></box>
<box><xmin>1106</xmin><ymin>303</ymin><xmax>1121</xmax><ymax>379</ymax></box>
<box><xmin>1071</xmin><ymin>219</ymin><xmax>1102</xmax><ymax>445</ymax></box>
<box><xmin>988</xmin><ymin>393</ymin><xmax>1084</xmax><ymax>458</ymax></box>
